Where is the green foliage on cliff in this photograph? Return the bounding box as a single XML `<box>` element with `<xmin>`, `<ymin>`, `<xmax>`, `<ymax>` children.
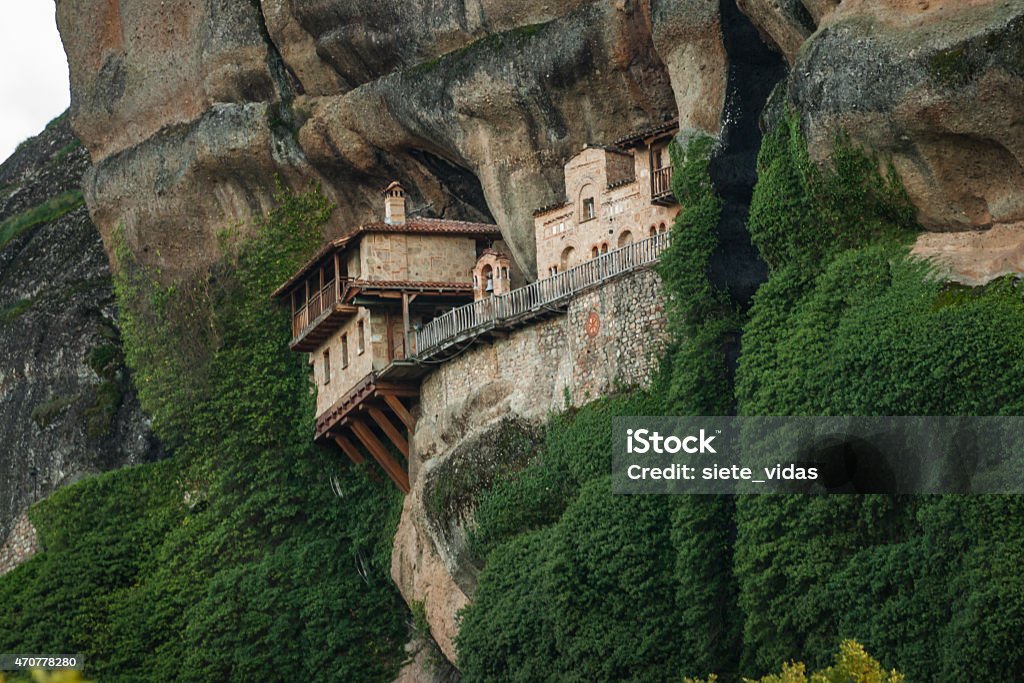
<box><xmin>732</xmin><ymin>114</ymin><xmax>1024</xmax><ymax>679</ymax></box>
<box><xmin>457</xmin><ymin>119</ymin><xmax>1024</xmax><ymax>682</ymax></box>
<box><xmin>459</xmin><ymin>135</ymin><xmax>744</xmax><ymax>681</ymax></box>
<box><xmin>1</xmin><ymin>297</ymin><xmax>32</xmax><ymax>322</ymax></box>
<box><xmin>0</xmin><ymin>184</ymin><xmax>408</xmax><ymax>681</ymax></box>
<box><xmin>0</xmin><ymin>189</ymin><xmax>84</xmax><ymax>250</ymax></box>
<box><xmin>746</xmin><ymin>112</ymin><xmax>915</xmax><ymax>273</ymax></box>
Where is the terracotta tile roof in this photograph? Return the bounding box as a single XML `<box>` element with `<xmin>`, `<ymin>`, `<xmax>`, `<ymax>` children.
<box><xmin>356</xmin><ymin>217</ymin><xmax>501</xmax><ymax>236</ymax></box>
<box><xmin>350</xmin><ymin>279</ymin><xmax>473</xmax><ymax>291</ymax></box>
<box><xmin>613</xmin><ymin>118</ymin><xmax>679</xmax><ymax>148</ymax></box>
<box><xmin>272</xmin><ymin>217</ymin><xmax>499</xmax><ymax>298</ymax></box>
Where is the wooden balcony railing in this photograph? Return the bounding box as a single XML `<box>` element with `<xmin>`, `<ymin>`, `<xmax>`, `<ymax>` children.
<box><xmin>652</xmin><ymin>165</ymin><xmax>673</xmax><ymax>202</ymax></box>
<box><xmin>413</xmin><ymin>231</ymin><xmax>670</xmax><ymax>359</ymax></box>
<box><xmin>292</xmin><ymin>277</ymin><xmax>346</xmax><ymax>339</ymax></box>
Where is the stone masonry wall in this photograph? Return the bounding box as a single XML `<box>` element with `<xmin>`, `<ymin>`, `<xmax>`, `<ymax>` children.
<box><xmin>0</xmin><ymin>512</ymin><xmax>40</xmax><ymax>576</ymax></box>
<box><xmin>413</xmin><ymin>266</ymin><xmax>667</xmax><ymax>466</ymax></box>
<box><xmin>391</xmin><ymin>266</ymin><xmax>668</xmax><ymax>662</ymax></box>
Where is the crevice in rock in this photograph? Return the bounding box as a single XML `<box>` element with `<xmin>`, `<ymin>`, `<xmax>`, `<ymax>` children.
<box><xmin>250</xmin><ymin>0</ymin><xmax>303</xmax><ymax>102</ymax></box>
<box><xmin>407</xmin><ymin>149</ymin><xmax>495</xmax><ymax>222</ymax></box>
<box><xmin>708</xmin><ymin>0</ymin><xmax>786</xmax><ymax>309</ymax></box>
<box><xmin>708</xmin><ymin>0</ymin><xmax>787</xmax><ymax>386</ymax></box>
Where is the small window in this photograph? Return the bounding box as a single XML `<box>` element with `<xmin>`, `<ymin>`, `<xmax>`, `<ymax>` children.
<box><xmin>549</xmin><ymin>266</ymin><xmax>558</xmax><ymax>277</ymax></box>
<box><xmin>322</xmin><ymin>349</ymin><xmax>331</xmax><ymax>384</ymax></box>
<box><xmin>659</xmin><ymin>222</ymin><xmax>667</xmax><ymax>234</ymax></box>
<box><xmin>341</xmin><ymin>334</ymin><xmax>349</xmax><ymax>369</ymax></box>
<box><xmin>601</xmin><ymin>243</ymin><xmax>609</xmax><ymax>255</ymax></box>
<box><xmin>591</xmin><ymin>246</ymin><xmax>599</xmax><ymax>259</ymax></box>
<box><xmin>582</xmin><ymin>197</ymin><xmax>595</xmax><ymax>221</ymax></box>
<box><xmin>357</xmin><ymin>319</ymin><xmax>366</xmax><ymax>355</ymax></box>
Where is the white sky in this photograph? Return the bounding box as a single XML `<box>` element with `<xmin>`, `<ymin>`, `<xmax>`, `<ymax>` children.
<box><xmin>0</xmin><ymin>2</ymin><xmax>71</xmax><ymax>164</ymax></box>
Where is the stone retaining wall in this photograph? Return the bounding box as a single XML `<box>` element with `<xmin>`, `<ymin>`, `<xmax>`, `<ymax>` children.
<box><xmin>413</xmin><ymin>266</ymin><xmax>668</xmax><ymax>466</ymax></box>
<box><xmin>0</xmin><ymin>511</ymin><xmax>40</xmax><ymax>575</ymax></box>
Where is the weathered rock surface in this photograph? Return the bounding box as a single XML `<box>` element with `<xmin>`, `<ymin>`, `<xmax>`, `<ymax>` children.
<box><xmin>0</xmin><ymin>115</ymin><xmax>162</xmax><ymax>545</ymax></box>
<box><xmin>391</xmin><ymin>489</ymin><xmax>470</xmax><ymax>665</ymax></box>
<box><xmin>741</xmin><ymin>0</ymin><xmax>1024</xmax><ymax>284</ymax></box>
<box><xmin>57</xmin><ymin>0</ymin><xmax>721</xmax><ymax>280</ymax></box>
<box><xmin>390</xmin><ymin>267</ymin><xmax>670</xmax><ymax>666</ymax></box>
<box><xmin>50</xmin><ymin>0</ymin><xmax>1024</xmax><ymax>673</ymax></box>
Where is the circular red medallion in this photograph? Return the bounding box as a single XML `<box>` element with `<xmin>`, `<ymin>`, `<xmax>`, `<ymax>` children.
<box><xmin>585</xmin><ymin>310</ymin><xmax>600</xmax><ymax>338</ymax></box>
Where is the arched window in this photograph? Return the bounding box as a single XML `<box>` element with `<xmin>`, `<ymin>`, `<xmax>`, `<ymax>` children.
<box><xmin>579</xmin><ymin>184</ymin><xmax>596</xmax><ymax>221</ymax></box>
<box><xmin>591</xmin><ymin>246</ymin><xmax>599</xmax><ymax>259</ymax></box>
<box><xmin>600</xmin><ymin>243</ymin><xmax>609</xmax><ymax>255</ymax></box>
<box><xmin>560</xmin><ymin>246</ymin><xmax>576</xmax><ymax>271</ymax></box>
<box><xmin>617</xmin><ymin>230</ymin><xmax>633</xmax><ymax>248</ymax></box>
<box><xmin>658</xmin><ymin>222</ymin><xmax>667</xmax><ymax>234</ymax></box>
<box><xmin>649</xmin><ymin>225</ymin><xmax>657</xmax><ymax>237</ymax></box>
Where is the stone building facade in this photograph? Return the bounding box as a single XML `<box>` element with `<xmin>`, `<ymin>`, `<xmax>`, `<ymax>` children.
<box><xmin>533</xmin><ymin>121</ymin><xmax>680</xmax><ymax>279</ymax></box>
<box><xmin>413</xmin><ymin>267</ymin><xmax>668</xmax><ymax>465</ymax></box>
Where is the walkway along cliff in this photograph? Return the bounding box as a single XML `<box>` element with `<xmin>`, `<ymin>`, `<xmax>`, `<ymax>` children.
<box><xmin>274</xmin><ymin>129</ymin><xmax>680</xmax><ymax>662</ymax></box>
<box><xmin>274</xmin><ymin>123</ymin><xmax>679</xmax><ymax>495</ymax></box>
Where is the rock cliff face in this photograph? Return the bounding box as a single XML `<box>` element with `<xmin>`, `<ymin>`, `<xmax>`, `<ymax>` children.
<box><xmin>57</xmin><ymin>0</ymin><xmax>725</xmax><ymax>279</ymax></box>
<box><xmin>741</xmin><ymin>0</ymin><xmax>1024</xmax><ymax>283</ymax></box>
<box><xmin>48</xmin><ymin>0</ymin><xmax>1024</xmax><ymax>675</ymax></box>
<box><xmin>0</xmin><ymin>115</ymin><xmax>162</xmax><ymax>545</ymax></box>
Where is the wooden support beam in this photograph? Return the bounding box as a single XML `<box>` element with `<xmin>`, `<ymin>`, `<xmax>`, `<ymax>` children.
<box><xmin>383</xmin><ymin>394</ymin><xmax>416</xmax><ymax>431</ymax></box>
<box><xmin>350</xmin><ymin>418</ymin><xmax>410</xmax><ymax>493</ymax></box>
<box><xmin>368</xmin><ymin>406</ymin><xmax>409</xmax><ymax>458</ymax></box>
<box><xmin>333</xmin><ymin>434</ymin><xmax>365</xmax><ymax>465</ymax></box>
<box><xmin>375</xmin><ymin>382</ymin><xmax>419</xmax><ymax>398</ymax></box>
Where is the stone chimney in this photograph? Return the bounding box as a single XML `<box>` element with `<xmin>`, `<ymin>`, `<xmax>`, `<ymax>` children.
<box><xmin>383</xmin><ymin>181</ymin><xmax>406</xmax><ymax>225</ymax></box>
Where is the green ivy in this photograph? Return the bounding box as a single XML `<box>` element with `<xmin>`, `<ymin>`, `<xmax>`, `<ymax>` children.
<box><xmin>0</xmin><ymin>184</ymin><xmax>408</xmax><ymax>681</ymax></box>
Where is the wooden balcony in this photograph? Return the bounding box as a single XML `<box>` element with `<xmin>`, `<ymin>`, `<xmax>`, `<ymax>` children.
<box><xmin>651</xmin><ymin>165</ymin><xmax>674</xmax><ymax>205</ymax></box>
<box><xmin>290</xmin><ymin>277</ymin><xmax>358</xmax><ymax>352</ymax></box>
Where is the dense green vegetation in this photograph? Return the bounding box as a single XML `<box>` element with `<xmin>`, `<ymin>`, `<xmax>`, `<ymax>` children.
<box><xmin>2</xmin><ymin>107</ymin><xmax>1023</xmax><ymax>682</ymax></box>
<box><xmin>456</xmin><ymin>116</ymin><xmax>1024</xmax><ymax>682</ymax></box>
<box><xmin>0</xmin><ymin>184</ymin><xmax>407</xmax><ymax>681</ymax></box>
<box><xmin>733</xmin><ymin>113</ymin><xmax>1024</xmax><ymax>679</ymax></box>
<box><xmin>458</xmin><ymin>136</ymin><xmax>744</xmax><ymax>682</ymax></box>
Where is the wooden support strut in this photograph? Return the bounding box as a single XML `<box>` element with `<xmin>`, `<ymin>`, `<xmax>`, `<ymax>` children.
<box><xmin>383</xmin><ymin>394</ymin><xmax>416</xmax><ymax>431</ymax></box>
<box><xmin>349</xmin><ymin>418</ymin><xmax>410</xmax><ymax>494</ymax></box>
<box><xmin>368</xmin><ymin>405</ymin><xmax>409</xmax><ymax>458</ymax></box>
<box><xmin>333</xmin><ymin>434</ymin><xmax>365</xmax><ymax>465</ymax></box>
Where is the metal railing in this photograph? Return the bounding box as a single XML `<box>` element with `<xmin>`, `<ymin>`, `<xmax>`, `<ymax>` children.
<box><xmin>292</xmin><ymin>278</ymin><xmax>346</xmax><ymax>339</ymax></box>
<box><xmin>413</xmin><ymin>231</ymin><xmax>670</xmax><ymax>358</ymax></box>
<box><xmin>652</xmin><ymin>165</ymin><xmax>673</xmax><ymax>200</ymax></box>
